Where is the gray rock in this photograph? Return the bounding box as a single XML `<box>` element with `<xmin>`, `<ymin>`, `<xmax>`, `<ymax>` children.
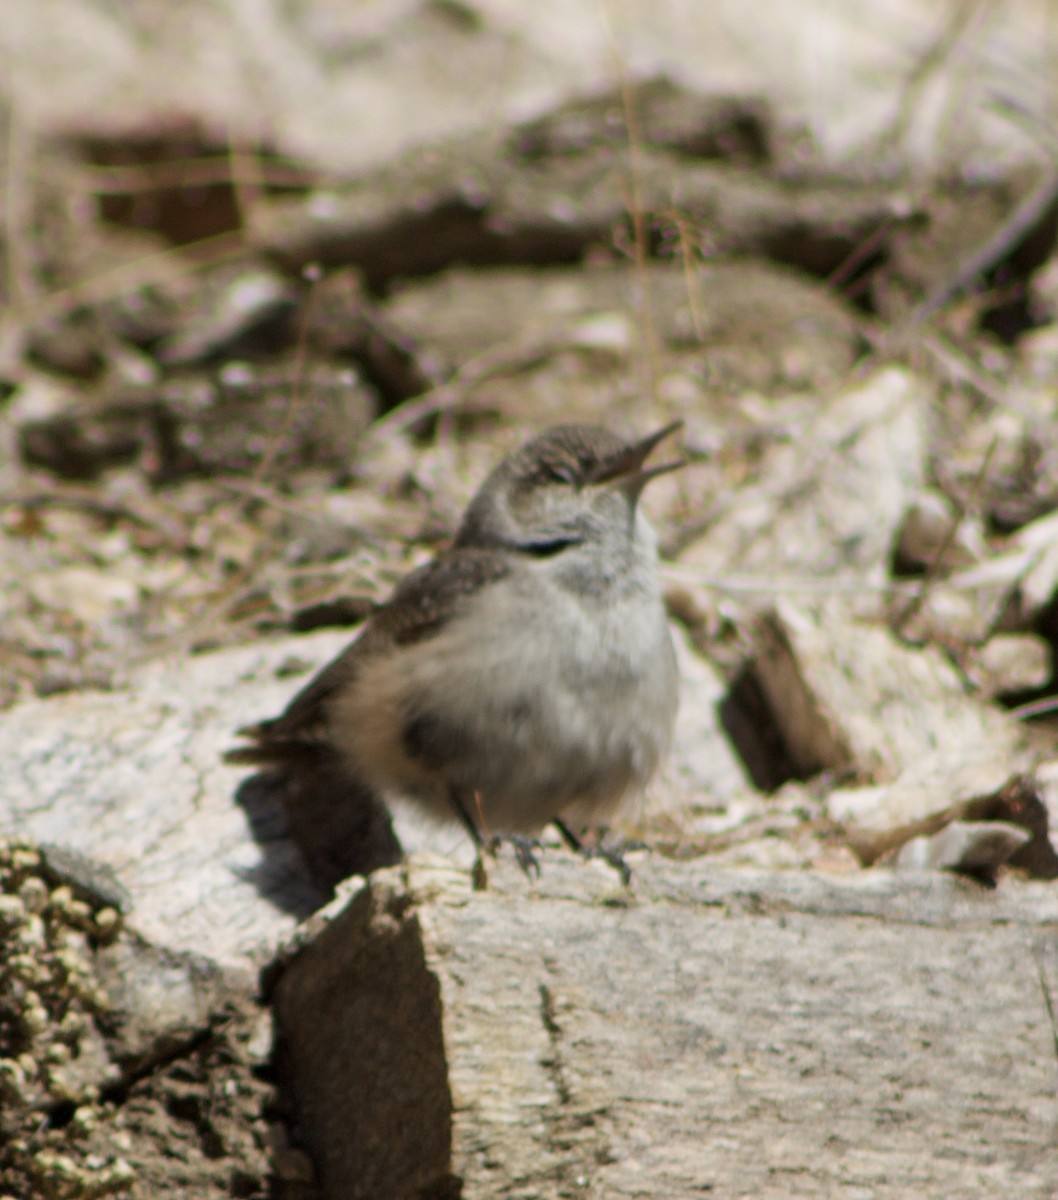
<box><xmin>273</xmin><ymin>855</ymin><xmax>1058</xmax><ymax>1200</ymax></box>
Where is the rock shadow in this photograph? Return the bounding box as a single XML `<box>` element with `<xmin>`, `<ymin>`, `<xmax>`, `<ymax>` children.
<box><xmin>232</xmin><ymin>750</ymin><xmax>403</xmax><ymax>918</ymax></box>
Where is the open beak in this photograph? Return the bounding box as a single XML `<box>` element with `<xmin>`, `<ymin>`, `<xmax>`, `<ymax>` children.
<box><xmin>588</xmin><ymin>419</ymin><xmax>684</xmax><ymax>495</ymax></box>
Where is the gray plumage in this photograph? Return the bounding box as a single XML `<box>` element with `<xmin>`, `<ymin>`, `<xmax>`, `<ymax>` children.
<box><xmin>231</xmin><ymin>422</ymin><xmax>681</xmax><ymax>840</ymax></box>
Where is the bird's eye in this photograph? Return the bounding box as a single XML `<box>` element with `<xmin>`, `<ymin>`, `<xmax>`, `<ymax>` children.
<box><xmin>548</xmin><ymin>463</ymin><xmax>578</xmax><ymax>485</ymax></box>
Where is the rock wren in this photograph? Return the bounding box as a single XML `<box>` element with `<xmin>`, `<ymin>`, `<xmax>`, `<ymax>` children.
<box><xmin>230</xmin><ymin>422</ymin><xmax>682</xmax><ymax>871</ymax></box>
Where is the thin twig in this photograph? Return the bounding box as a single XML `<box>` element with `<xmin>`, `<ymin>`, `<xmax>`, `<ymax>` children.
<box><xmin>825</xmin><ymin>217</ymin><xmax>901</xmax><ymax>293</ymax></box>
<box><xmin>917</xmin><ymin>332</ymin><xmax>1039</xmax><ymax>418</ymax></box>
<box><xmin>877</xmin><ymin>0</ymin><xmax>994</xmax><ymax>156</ymax></box>
<box><xmin>364</xmin><ymin>340</ymin><xmax>553</xmax><ymax>446</ymax></box>
<box><xmin>2</xmin><ymin>95</ymin><xmax>34</xmax><ymax>310</ymax></box>
<box><xmin>14</xmin><ymin>230</ymin><xmax>246</xmax><ymax>324</ymax></box>
<box><xmin>906</xmin><ymin>168</ymin><xmax>1058</xmax><ymax>328</ymax></box>
<box><xmin>987</xmin><ymin>91</ymin><xmax>1058</xmax><ymax>157</ymax></box>
<box><xmin>596</xmin><ymin>0</ymin><xmax>662</xmax><ymax>409</ymax></box>
<box><xmin>251</xmin><ymin>265</ymin><xmax>321</xmax><ymax>486</ymax></box>
<box><xmin>227</xmin><ymin>132</ymin><xmax>265</xmax><ymax>239</ymax></box>
<box><xmin>0</xmin><ymin>488</ymin><xmax>187</xmax><ymax>543</ymax></box>
<box><xmin>1008</xmin><ymin>695</ymin><xmax>1058</xmax><ymax>722</ymax></box>
<box><xmin>211</xmin><ymin>478</ymin><xmax>364</xmax><ymax>528</ymax></box>
<box><xmin>672</xmin><ymin>210</ymin><xmax>706</xmax><ymax>343</ymax></box>
<box><xmin>131</xmin><ymin>530</ymin><xmax>286</xmax><ymax>665</ymax></box>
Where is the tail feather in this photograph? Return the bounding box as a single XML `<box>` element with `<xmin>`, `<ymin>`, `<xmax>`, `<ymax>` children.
<box><xmin>224</xmin><ymin>728</ymin><xmax>328</xmax><ymax>768</ymax></box>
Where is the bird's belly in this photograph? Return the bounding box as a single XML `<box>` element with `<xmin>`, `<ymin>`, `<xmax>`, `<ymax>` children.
<box><xmin>345</xmin><ymin>591</ymin><xmax>676</xmax><ymax>833</ymax></box>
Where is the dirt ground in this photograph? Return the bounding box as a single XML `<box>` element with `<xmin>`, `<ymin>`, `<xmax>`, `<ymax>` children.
<box><xmin>3</xmin><ymin>6</ymin><xmax>1058</xmax><ymax>1196</ymax></box>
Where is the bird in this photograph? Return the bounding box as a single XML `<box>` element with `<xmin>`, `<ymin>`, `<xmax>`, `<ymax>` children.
<box><xmin>229</xmin><ymin>421</ymin><xmax>682</xmax><ymax>879</ymax></box>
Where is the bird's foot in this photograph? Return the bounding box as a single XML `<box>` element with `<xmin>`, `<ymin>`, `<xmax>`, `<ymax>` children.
<box><xmin>553</xmin><ymin>820</ymin><xmax>638</xmax><ymax>885</ymax></box>
<box><xmin>486</xmin><ymin>833</ymin><xmax>542</xmax><ymax>879</ymax></box>
<box><xmin>576</xmin><ymin>840</ymin><xmax>633</xmax><ymax>885</ymax></box>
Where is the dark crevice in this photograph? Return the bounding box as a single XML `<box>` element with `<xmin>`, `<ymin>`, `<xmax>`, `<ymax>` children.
<box><xmin>538</xmin><ymin>983</ymin><xmax>571</xmax><ymax>1106</ymax></box>
<box><xmin>980</xmin><ymin>285</ymin><xmax>1041</xmax><ymax>345</ymax></box>
<box><xmin>331</xmin><ymin>205</ymin><xmax>604</xmax><ymax>295</ymax></box>
<box><xmin>69</xmin><ymin>125</ymin><xmax>315</xmax><ymax>247</ymax></box>
<box><xmin>99</xmin><ymin>1022</ymin><xmax>215</xmax><ymax>1106</ymax></box>
<box><xmin>719</xmin><ymin>665</ymin><xmax>801</xmax><ymax>793</ymax></box>
<box><xmin>758</xmin><ymin>228</ymin><xmax>889</xmax><ymax>312</ymax></box>
<box><xmin>977</xmin><ymin>185</ymin><xmax>1058</xmax><ymax>344</ymax></box>
<box><xmin>38</xmin><ymin>1016</ymin><xmax>225</xmax><ymax>1141</ymax></box>
<box><xmin>42</xmin><ymin>1100</ymin><xmax>77</xmax><ymax>1130</ymax></box>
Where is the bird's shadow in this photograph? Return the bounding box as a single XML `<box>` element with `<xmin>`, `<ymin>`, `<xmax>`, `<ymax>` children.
<box><xmin>232</xmin><ymin>750</ymin><xmax>404</xmax><ymax>919</ymax></box>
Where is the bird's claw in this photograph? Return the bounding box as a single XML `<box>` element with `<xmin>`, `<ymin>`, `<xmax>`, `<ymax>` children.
<box><xmin>487</xmin><ymin>833</ymin><xmax>542</xmax><ymax>879</ymax></box>
<box><xmin>553</xmin><ymin>819</ymin><xmax>636</xmax><ymax>884</ymax></box>
<box><xmin>577</xmin><ymin>841</ymin><xmax>633</xmax><ymax>885</ymax></box>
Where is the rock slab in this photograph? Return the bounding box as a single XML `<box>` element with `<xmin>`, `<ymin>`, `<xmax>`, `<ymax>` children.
<box><xmin>273</xmin><ymin>855</ymin><xmax>1058</xmax><ymax>1200</ymax></box>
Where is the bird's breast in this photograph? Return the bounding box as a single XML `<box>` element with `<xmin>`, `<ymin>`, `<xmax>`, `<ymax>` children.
<box><xmin>329</xmin><ymin>569</ymin><xmax>677</xmax><ymax>832</ymax></box>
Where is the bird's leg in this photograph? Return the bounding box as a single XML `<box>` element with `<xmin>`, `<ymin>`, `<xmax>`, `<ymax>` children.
<box><xmin>447</xmin><ymin>788</ymin><xmax>490</xmax><ymax>890</ymax></box>
<box><xmin>448</xmin><ymin>789</ymin><xmax>541</xmax><ymax>881</ymax></box>
<box><xmin>553</xmin><ymin>818</ymin><xmax>634</xmax><ymax>885</ymax></box>
<box><xmin>448</xmin><ymin>788</ymin><xmax>486</xmax><ymax>848</ymax></box>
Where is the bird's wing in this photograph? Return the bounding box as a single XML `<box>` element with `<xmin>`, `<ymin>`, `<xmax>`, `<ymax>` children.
<box><xmin>226</xmin><ymin>547</ymin><xmax>511</xmax><ymax>764</ymax></box>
